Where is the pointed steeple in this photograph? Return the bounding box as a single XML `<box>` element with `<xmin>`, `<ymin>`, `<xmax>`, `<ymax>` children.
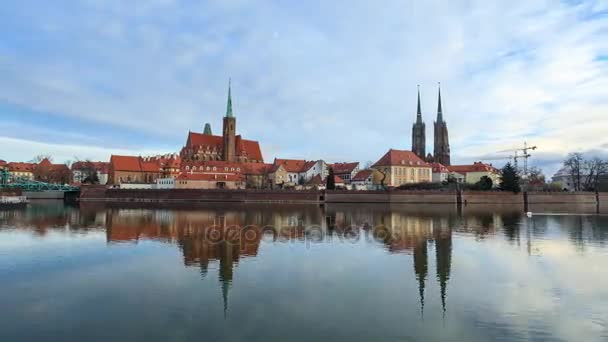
<box><xmin>414</xmin><ymin>240</ymin><xmax>428</xmax><ymax>320</ymax></box>
<box><xmin>222</xmin><ymin>279</ymin><xmax>230</xmax><ymax>319</ymax></box>
<box><xmin>203</xmin><ymin>123</ymin><xmax>212</xmax><ymax>135</ymax></box>
<box><xmin>416</xmin><ymin>85</ymin><xmax>422</xmax><ymax>123</ymax></box>
<box><xmin>225</xmin><ymin>78</ymin><xmax>234</xmax><ymax>118</ymax></box>
<box><xmin>437</xmin><ymin>82</ymin><xmax>443</xmax><ymax>122</ymax></box>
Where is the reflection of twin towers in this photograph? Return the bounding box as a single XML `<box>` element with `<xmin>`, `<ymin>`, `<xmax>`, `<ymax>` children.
<box><xmin>369</xmin><ymin>214</ymin><xmax>452</xmax><ymax>319</ymax></box>
<box><xmin>413</xmin><ymin>230</ymin><xmax>452</xmax><ymax>319</ymax></box>
<box><xmin>104</xmin><ymin>206</ymin><xmax>453</xmax><ymax>319</ymax></box>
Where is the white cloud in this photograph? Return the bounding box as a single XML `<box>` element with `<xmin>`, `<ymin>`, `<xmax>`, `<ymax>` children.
<box><xmin>0</xmin><ymin>0</ymin><xmax>607</xmax><ymax>175</ymax></box>
<box><xmin>0</xmin><ymin>137</ymin><xmax>166</xmax><ymax>163</ymax></box>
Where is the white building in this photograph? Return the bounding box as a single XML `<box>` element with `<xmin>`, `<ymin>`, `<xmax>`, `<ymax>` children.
<box><xmin>331</xmin><ymin>162</ymin><xmax>360</xmax><ymax>183</ymax></box>
<box><xmin>273</xmin><ymin>159</ymin><xmax>328</xmax><ymax>185</ymax></box>
<box><xmin>155</xmin><ymin>177</ymin><xmax>176</xmax><ymax>189</ymax></box>
<box><xmin>71</xmin><ymin>161</ymin><xmax>109</xmax><ymax>185</ymax></box>
<box><xmin>551</xmin><ymin>166</ymin><xmax>591</xmax><ymax>191</ymax></box>
<box><xmin>351</xmin><ymin>169</ymin><xmax>375</xmax><ymax>190</ymax></box>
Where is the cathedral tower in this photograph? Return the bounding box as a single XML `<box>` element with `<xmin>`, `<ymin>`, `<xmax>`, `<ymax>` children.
<box><xmin>433</xmin><ymin>83</ymin><xmax>451</xmax><ymax>166</ymax></box>
<box><xmin>222</xmin><ymin>79</ymin><xmax>236</xmax><ymax>162</ymax></box>
<box><xmin>411</xmin><ymin>85</ymin><xmax>426</xmax><ymax>159</ymax></box>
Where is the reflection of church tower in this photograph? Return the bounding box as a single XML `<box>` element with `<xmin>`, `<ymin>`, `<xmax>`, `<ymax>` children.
<box><xmin>222</xmin><ymin>79</ymin><xmax>237</xmax><ymax>162</ymax></box>
<box><xmin>435</xmin><ymin>228</ymin><xmax>452</xmax><ymax>317</ymax></box>
<box><xmin>412</xmin><ymin>85</ymin><xmax>426</xmax><ymax>159</ymax></box>
<box><xmin>219</xmin><ymin>240</ymin><xmax>233</xmax><ymax>319</ymax></box>
<box><xmin>413</xmin><ymin>240</ymin><xmax>428</xmax><ymax>318</ymax></box>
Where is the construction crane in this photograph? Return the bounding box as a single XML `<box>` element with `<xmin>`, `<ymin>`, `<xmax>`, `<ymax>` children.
<box><xmin>494</xmin><ymin>142</ymin><xmax>538</xmax><ymax>178</ymax></box>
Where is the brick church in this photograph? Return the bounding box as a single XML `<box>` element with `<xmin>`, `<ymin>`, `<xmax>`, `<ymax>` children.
<box><xmin>180</xmin><ymin>81</ymin><xmax>264</xmax><ymax>163</ymax></box>
<box><xmin>411</xmin><ymin>83</ymin><xmax>451</xmax><ymax>166</ymax></box>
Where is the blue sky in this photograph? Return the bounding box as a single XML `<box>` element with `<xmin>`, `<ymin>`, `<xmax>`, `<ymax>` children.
<box><xmin>1</xmin><ymin>0</ymin><xmax>607</xmax><ymax>176</ymax></box>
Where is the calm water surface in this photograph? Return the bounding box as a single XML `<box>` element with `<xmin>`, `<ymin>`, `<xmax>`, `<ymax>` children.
<box><xmin>1</xmin><ymin>202</ymin><xmax>607</xmax><ymax>341</ymax></box>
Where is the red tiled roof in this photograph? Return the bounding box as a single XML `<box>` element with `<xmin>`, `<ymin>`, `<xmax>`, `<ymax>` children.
<box><xmin>110</xmin><ymin>155</ymin><xmax>143</xmax><ymax>172</ymax></box>
<box><xmin>332</xmin><ymin>175</ymin><xmax>345</xmax><ymax>184</ymax></box>
<box><xmin>242</xmin><ymin>163</ymin><xmax>273</xmax><ymax>175</ymax></box>
<box><xmin>448</xmin><ymin>162</ymin><xmax>499</xmax><ymax>174</ymax></box>
<box><xmin>308</xmin><ymin>174</ymin><xmax>324</xmax><ymax>185</ymax></box>
<box><xmin>185</xmin><ymin>132</ymin><xmax>263</xmax><ymax>162</ymax></box>
<box><xmin>0</xmin><ymin>160</ymin><xmax>6</xmax><ymax>166</ymax></box>
<box><xmin>274</xmin><ymin>159</ymin><xmax>308</xmax><ymax>172</ymax></box>
<box><xmin>331</xmin><ymin>162</ymin><xmax>359</xmax><ymax>174</ymax></box>
<box><xmin>352</xmin><ymin>169</ymin><xmax>373</xmax><ymax>181</ymax></box>
<box><xmin>7</xmin><ymin>162</ymin><xmax>36</xmax><ymax>172</ymax></box>
<box><xmin>39</xmin><ymin>158</ymin><xmax>52</xmax><ymax>167</ymax></box>
<box><xmin>431</xmin><ymin>163</ymin><xmax>449</xmax><ymax>173</ymax></box>
<box><xmin>372</xmin><ymin>149</ymin><xmax>430</xmax><ymax>167</ymax></box>
<box><xmin>177</xmin><ymin>173</ymin><xmax>242</xmax><ymax>182</ymax></box>
<box><xmin>235</xmin><ymin>135</ymin><xmax>264</xmax><ymax>161</ymax></box>
<box><xmin>186</xmin><ymin>132</ymin><xmax>223</xmax><ymax>149</ymax></box>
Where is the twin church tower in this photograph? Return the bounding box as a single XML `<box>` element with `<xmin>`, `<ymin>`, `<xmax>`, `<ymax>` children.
<box><xmin>411</xmin><ymin>84</ymin><xmax>451</xmax><ymax>166</ymax></box>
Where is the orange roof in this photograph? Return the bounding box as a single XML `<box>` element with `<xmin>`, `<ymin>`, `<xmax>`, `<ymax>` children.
<box><xmin>110</xmin><ymin>155</ymin><xmax>143</xmax><ymax>172</ymax></box>
<box><xmin>242</xmin><ymin>162</ymin><xmax>273</xmax><ymax>175</ymax></box>
<box><xmin>431</xmin><ymin>163</ymin><xmax>449</xmax><ymax>173</ymax></box>
<box><xmin>372</xmin><ymin>149</ymin><xmax>430</xmax><ymax>167</ymax></box>
<box><xmin>448</xmin><ymin>162</ymin><xmax>499</xmax><ymax>174</ymax></box>
<box><xmin>7</xmin><ymin>162</ymin><xmax>36</xmax><ymax>172</ymax></box>
<box><xmin>186</xmin><ymin>132</ymin><xmax>223</xmax><ymax>149</ymax></box>
<box><xmin>185</xmin><ymin>132</ymin><xmax>263</xmax><ymax>162</ymax></box>
<box><xmin>39</xmin><ymin>158</ymin><xmax>52</xmax><ymax>167</ymax></box>
<box><xmin>235</xmin><ymin>135</ymin><xmax>264</xmax><ymax>161</ymax></box>
<box><xmin>308</xmin><ymin>174</ymin><xmax>324</xmax><ymax>185</ymax></box>
<box><xmin>352</xmin><ymin>169</ymin><xmax>374</xmax><ymax>181</ymax></box>
<box><xmin>274</xmin><ymin>159</ymin><xmax>308</xmax><ymax>172</ymax></box>
<box><xmin>332</xmin><ymin>175</ymin><xmax>345</xmax><ymax>184</ymax></box>
<box><xmin>177</xmin><ymin>173</ymin><xmax>242</xmax><ymax>182</ymax></box>
<box><xmin>331</xmin><ymin>162</ymin><xmax>359</xmax><ymax>174</ymax></box>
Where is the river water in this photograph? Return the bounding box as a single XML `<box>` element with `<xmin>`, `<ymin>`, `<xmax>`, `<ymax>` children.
<box><xmin>1</xmin><ymin>201</ymin><xmax>607</xmax><ymax>341</ymax></box>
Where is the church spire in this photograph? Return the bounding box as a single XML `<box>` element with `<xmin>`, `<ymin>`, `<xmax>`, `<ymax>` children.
<box><xmin>437</xmin><ymin>82</ymin><xmax>443</xmax><ymax>122</ymax></box>
<box><xmin>416</xmin><ymin>85</ymin><xmax>422</xmax><ymax>123</ymax></box>
<box><xmin>203</xmin><ymin>123</ymin><xmax>212</xmax><ymax>135</ymax></box>
<box><xmin>225</xmin><ymin>78</ymin><xmax>234</xmax><ymax>118</ymax></box>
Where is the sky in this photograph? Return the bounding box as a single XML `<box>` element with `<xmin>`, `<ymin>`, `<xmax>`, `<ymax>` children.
<box><xmin>1</xmin><ymin>0</ymin><xmax>607</xmax><ymax>176</ymax></box>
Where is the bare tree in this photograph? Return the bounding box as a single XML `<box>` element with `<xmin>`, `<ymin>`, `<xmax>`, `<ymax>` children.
<box><xmin>527</xmin><ymin>167</ymin><xmax>546</xmax><ymax>190</ymax></box>
<box><xmin>31</xmin><ymin>154</ymin><xmax>53</xmax><ymax>163</ymax></box>
<box><xmin>583</xmin><ymin>157</ymin><xmax>607</xmax><ymax>191</ymax></box>
<box><xmin>564</xmin><ymin>153</ymin><xmax>584</xmax><ymax>191</ymax></box>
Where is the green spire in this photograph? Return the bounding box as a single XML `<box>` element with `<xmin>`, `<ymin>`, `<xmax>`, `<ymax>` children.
<box><xmin>203</xmin><ymin>123</ymin><xmax>212</xmax><ymax>135</ymax></box>
<box><xmin>225</xmin><ymin>79</ymin><xmax>234</xmax><ymax>118</ymax></box>
<box><xmin>437</xmin><ymin>82</ymin><xmax>443</xmax><ymax>122</ymax></box>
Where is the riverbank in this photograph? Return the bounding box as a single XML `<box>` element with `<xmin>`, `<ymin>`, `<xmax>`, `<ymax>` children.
<box><xmin>79</xmin><ymin>186</ymin><xmax>605</xmax><ymax>209</ymax></box>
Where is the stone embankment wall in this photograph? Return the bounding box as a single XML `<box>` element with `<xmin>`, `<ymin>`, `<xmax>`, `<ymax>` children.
<box><xmin>528</xmin><ymin>192</ymin><xmax>597</xmax><ymax>204</ymax></box>
<box><xmin>324</xmin><ymin>191</ymin><xmax>455</xmax><ymax>203</ymax></box>
<box><xmin>461</xmin><ymin>191</ymin><xmax>523</xmax><ymax>204</ymax></box>
<box><xmin>79</xmin><ymin>186</ymin><xmax>607</xmax><ymax>208</ymax></box>
<box><xmin>81</xmin><ymin>187</ymin><xmax>321</xmax><ymax>204</ymax></box>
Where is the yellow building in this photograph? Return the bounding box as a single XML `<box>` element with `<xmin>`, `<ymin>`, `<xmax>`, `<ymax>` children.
<box><xmin>448</xmin><ymin>162</ymin><xmax>501</xmax><ymax>186</ymax></box>
<box><xmin>371</xmin><ymin>149</ymin><xmax>432</xmax><ymax>187</ymax></box>
<box><xmin>7</xmin><ymin>162</ymin><xmax>36</xmax><ymax>180</ymax></box>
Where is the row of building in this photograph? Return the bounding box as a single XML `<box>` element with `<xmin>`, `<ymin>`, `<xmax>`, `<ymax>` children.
<box><xmin>1</xmin><ymin>82</ymin><xmax>502</xmax><ymax>190</ymax></box>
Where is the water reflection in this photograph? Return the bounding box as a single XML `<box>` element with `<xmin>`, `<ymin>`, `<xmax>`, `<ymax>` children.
<box><xmin>1</xmin><ymin>202</ymin><xmax>608</xmax><ymax>341</ymax></box>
